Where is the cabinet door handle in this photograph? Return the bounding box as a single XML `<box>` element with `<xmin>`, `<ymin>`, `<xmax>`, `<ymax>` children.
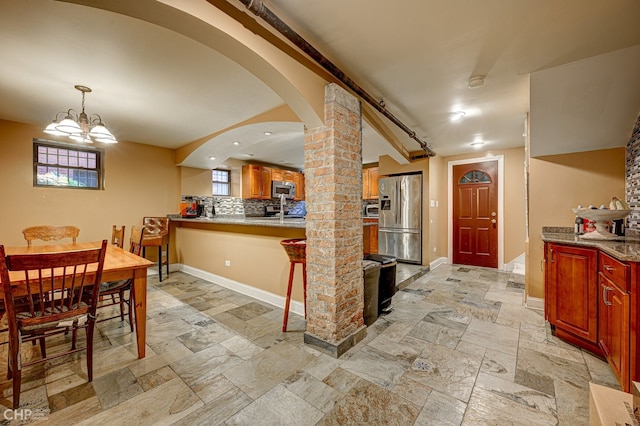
<box><xmin>603</xmin><ymin>264</ymin><xmax>614</xmax><ymax>272</ymax></box>
<box><xmin>602</xmin><ymin>286</ymin><xmax>612</xmax><ymax>306</ymax></box>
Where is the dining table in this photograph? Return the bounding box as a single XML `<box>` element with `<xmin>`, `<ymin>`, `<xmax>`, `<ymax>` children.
<box><xmin>3</xmin><ymin>241</ymin><xmax>154</xmax><ymax>358</ymax></box>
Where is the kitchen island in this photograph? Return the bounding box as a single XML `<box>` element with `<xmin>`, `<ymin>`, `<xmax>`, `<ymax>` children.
<box><xmin>541</xmin><ymin>227</ymin><xmax>640</xmax><ymax>392</ymax></box>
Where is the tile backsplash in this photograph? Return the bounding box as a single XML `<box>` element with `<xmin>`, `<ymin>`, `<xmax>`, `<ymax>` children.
<box><xmin>181</xmin><ymin>196</ymin><xmax>303</xmax><ymax>217</ymax></box>
<box><xmin>626</xmin><ymin>114</ymin><xmax>640</xmax><ymax>229</ymax></box>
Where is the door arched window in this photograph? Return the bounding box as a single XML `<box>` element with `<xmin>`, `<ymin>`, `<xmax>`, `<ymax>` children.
<box><xmin>459</xmin><ymin>170</ymin><xmax>491</xmax><ymax>184</ymax></box>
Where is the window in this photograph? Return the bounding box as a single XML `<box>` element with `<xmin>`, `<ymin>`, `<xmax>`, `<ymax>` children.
<box><xmin>33</xmin><ymin>139</ymin><xmax>103</xmax><ymax>189</ymax></box>
<box><xmin>459</xmin><ymin>170</ymin><xmax>491</xmax><ymax>184</ymax></box>
<box><xmin>212</xmin><ymin>169</ymin><xmax>230</xmax><ymax>196</ymax></box>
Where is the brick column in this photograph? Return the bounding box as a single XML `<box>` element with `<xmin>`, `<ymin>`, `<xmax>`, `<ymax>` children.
<box><xmin>303</xmin><ymin>83</ymin><xmax>366</xmax><ymax>357</ymax></box>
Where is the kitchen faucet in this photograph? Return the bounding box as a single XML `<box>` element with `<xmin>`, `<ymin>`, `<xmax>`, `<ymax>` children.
<box><xmin>280</xmin><ymin>193</ymin><xmax>285</xmax><ymax>223</ymax></box>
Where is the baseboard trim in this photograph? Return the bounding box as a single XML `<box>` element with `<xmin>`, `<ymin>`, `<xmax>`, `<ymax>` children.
<box><xmin>504</xmin><ymin>252</ymin><xmax>526</xmax><ymax>274</ymax></box>
<box><xmin>177</xmin><ymin>264</ymin><xmax>304</xmax><ymax>316</ymax></box>
<box><xmin>525</xmin><ymin>296</ymin><xmax>544</xmax><ymax>311</ymax></box>
<box><xmin>430</xmin><ymin>257</ymin><xmax>448</xmax><ymax>270</ymax></box>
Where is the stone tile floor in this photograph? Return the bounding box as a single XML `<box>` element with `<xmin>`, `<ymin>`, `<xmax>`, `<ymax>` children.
<box><xmin>0</xmin><ymin>264</ymin><xmax>620</xmax><ymax>425</ymax></box>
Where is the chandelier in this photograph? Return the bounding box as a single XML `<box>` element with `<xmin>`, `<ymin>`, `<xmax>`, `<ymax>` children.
<box><xmin>44</xmin><ymin>85</ymin><xmax>117</xmax><ymax>143</ymax></box>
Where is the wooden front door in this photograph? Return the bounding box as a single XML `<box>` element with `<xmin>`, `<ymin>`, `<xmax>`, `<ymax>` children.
<box><xmin>453</xmin><ymin>160</ymin><xmax>498</xmax><ymax>268</ymax></box>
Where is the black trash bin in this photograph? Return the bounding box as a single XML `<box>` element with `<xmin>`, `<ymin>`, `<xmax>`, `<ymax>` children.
<box><xmin>363</xmin><ymin>259</ymin><xmax>381</xmax><ymax>326</ymax></box>
<box><xmin>365</xmin><ymin>254</ymin><xmax>397</xmax><ymax>314</ymax></box>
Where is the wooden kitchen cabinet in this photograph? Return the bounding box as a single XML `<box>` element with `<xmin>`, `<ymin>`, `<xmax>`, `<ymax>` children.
<box><xmin>241</xmin><ymin>164</ymin><xmax>272</xmax><ymax>199</ymax></box>
<box><xmin>362</xmin><ymin>167</ymin><xmax>379</xmax><ymax>200</ymax></box>
<box><xmin>363</xmin><ymin>218</ymin><xmax>378</xmax><ymax>255</ymax></box>
<box><xmin>598</xmin><ymin>252</ymin><xmax>630</xmax><ymax>391</ymax></box>
<box><xmin>544</xmin><ymin>243</ymin><xmax>600</xmax><ymax>353</ymax></box>
<box><xmin>293</xmin><ymin>172</ymin><xmax>305</xmax><ymax>201</ymax></box>
<box><xmin>272</xmin><ymin>169</ymin><xmax>294</xmax><ymax>183</ymax></box>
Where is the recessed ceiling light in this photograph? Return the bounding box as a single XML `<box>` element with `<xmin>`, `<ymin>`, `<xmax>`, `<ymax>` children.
<box><xmin>233</xmin><ymin>141</ymin><xmax>240</xmax><ymax>146</ymax></box>
<box><xmin>264</xmin><ymin>131</ymin><xmax>272</xmax><ymax>136</ymax></box>
<box><xmin>451</xmin><ymin>111</ymin><xmax>466</xmax><ymax>122</ymax></box>
<box><xmin>209</xmin><ymin>156</ymin><xmax>216</xmax><ymax>160</ymax></box>
<box><xmin>470</xmin><ymin>141</ymin><xmax>485</xmax><ymax>148</ymax></box>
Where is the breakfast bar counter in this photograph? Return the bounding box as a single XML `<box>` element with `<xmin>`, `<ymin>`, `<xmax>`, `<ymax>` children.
<box><xmin>171</xmin><ymin>215</ymin><xmax>306</xmax><ymax>229</ymax></box>
<box><xmin>170</xmin><ymin>216</ymin><xmax>307</xmax><ymax>316</ymax></box>
<box><xmin>171</xmin><ymin>215</ymin><xmax>376</xmax><ymax>318</ymax></box>
<box><xmin>172</xmin><ymin>215</ymin><xmax>377</xmax><ymax>229</ymax></box>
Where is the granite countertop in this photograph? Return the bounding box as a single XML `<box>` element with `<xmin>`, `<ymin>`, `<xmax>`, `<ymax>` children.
<box><xmin>541</xmin><ymin>227</ymin><xmax>640</xmax><ymax>262</ymax></box>
<box><xmin>171</xmin><ymin>215</ymin><xmax>378</xmax><ymax>230</ymax></box>
<box><xmin>171</xmin><ymin>215</ymin><xmax>306</xmax><ymax>229</ymax></box>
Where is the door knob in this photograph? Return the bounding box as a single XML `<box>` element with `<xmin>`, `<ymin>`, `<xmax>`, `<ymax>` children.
<box><xmin>491</xmin><ymin>212</ymin><xmax>497</xmax><ymax>217</ymax></box>
<box><xmin>491</xmin><ymin>219</ymin><xmax>497</xmax><ymax>224</ymax></box>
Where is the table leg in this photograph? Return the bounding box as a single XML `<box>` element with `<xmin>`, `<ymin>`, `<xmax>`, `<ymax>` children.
<box><xmin>133</xmin><ymin>268</ymin><xmax>147</xmax><ymax>358</ymax></box>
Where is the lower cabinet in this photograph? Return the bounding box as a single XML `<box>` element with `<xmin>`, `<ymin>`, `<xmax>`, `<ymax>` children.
<box><xmin>598</xmin><ymin>252</ymin><xmax>630</xmax><ymax>391</ymax></box>
<box><xmin>545</xmin><ymin>243</ymin><xmax>599</xmax><ymax>350</ymax></box>
<box><xmin>363</xmin><ymin>218</ymin><xmax>378</xmax><ymax>255</ymax></box>
<box><xmin>544</xmin><ymin>242</ymin><xmax>634</xmax><ymax>392</ymax></box>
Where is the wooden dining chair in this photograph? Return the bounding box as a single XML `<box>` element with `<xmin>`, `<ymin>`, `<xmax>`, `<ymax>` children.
<box><xmin>22</xmin><ymin>225</ymin><xmax>80</xmax><ymax>247</ymax></box>
<box><xmin>0</xmin><ymin>240</ymin><xmax>108</xmax><ymax>409</ymax></box>
<box><xmin>93</xmin><ymin>226</ymin><xmax>144</xmax><ymax>331</ymax></box>
<box><xmin>111</xmin><ymin>225</ymin><xmax>125</xmax><ymax>248</ymax></box>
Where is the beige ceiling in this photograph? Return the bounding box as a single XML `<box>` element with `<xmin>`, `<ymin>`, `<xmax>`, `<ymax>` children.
<box><xmin>0</xmin><ymin>0</ymin><xmax>639</xmax><ymax>170</ymax></box>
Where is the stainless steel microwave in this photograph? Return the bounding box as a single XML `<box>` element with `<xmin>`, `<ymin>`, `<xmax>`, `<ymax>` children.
<box><xmin>272</xmin><ymin>181</ymin><xmax>296</xmax><ymax>199</ymax></box>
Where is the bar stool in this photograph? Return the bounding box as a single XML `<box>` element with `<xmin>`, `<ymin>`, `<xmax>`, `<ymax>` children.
<box><xmin>280</xmin><ymin>238</ymin><xmax>307</xmax><ymax>332</ymax></box>
<box><xmin>142</xmin><ymin>217</ymin><xmax>170</xmax><ymax>282</ymax></box>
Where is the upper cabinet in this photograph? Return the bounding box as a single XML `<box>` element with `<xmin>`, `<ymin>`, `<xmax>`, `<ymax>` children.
<box><xmin>272</xmin><ymin>169</ymin><xmax>295</xmax><ymax>183</ymax></box>
<box><xmin>242</xmin><ymin>164</ymin><xmax>305</xmax><ymax>200</ymax></box>
<box><xmin>293</xmin><ymin>172</ymin><xmax>305</xmax><ymax>200</ymax></box>
<box><xmin>363</xmin><ymin>166</ymin><xmax>379</xmax><ymax>199</ymax></box>
<box><xmin>283</xmin><ymin>170</ymin><xmax>295</xmax><ymax>183</ymax></box>
<box><xmin>241</xmin><ymin>164</ymin><xmax>272</xmax><ymax>199</ymax></box>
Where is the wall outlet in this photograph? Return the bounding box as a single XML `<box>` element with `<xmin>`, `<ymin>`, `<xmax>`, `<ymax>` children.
<box><xmin>224</xmin><ymin>260</ymin><xmax>231</xmax><ymax>267</ymax></box>
<box><xmin>433</xmin><ymin>247</ymin><xmax>437</xmax><ymax>252</ymax></box>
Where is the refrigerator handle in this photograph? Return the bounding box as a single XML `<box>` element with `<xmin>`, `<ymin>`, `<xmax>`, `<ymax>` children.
<box><xmin>396</xmin><ymin>179</ymin><xmax>400</xmax><ymax>225</ymax></box>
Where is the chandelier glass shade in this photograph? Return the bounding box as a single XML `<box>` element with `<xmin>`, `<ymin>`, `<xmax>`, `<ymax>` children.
<box><xmin>44</xmin><ymin>85</ymin><xmax>117</xmax><ymax>144</ymax></box>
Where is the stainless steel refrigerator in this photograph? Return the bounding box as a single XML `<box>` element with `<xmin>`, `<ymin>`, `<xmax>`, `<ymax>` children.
<box><xmin>378</xmin><ymin>174</ymin><xmax>422</xmax><ymax>264</ymax></box>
